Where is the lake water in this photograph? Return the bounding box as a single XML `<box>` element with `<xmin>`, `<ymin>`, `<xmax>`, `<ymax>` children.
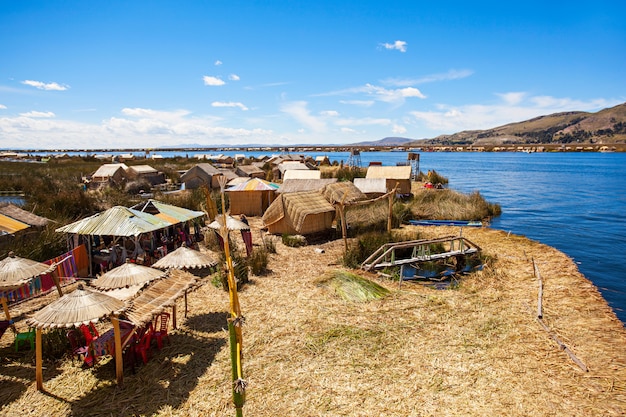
<box><xmin>34</xmin><ymin>149</ymin><xmax>626</xmax><ymax>325</ymax></box>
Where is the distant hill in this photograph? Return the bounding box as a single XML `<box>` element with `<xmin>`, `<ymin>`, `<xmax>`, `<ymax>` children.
<box><xmin>351</xmin><ymin>137</ymin><xmax>415</xmax><ymax>147</ymax></box>
<box><xmin>410</xmin><ymin>102</ymin><xmax>626</xmax><ymax>147</ymax></box>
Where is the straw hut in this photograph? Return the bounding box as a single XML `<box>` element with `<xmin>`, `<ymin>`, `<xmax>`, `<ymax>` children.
<box><xmin>276</xmin><ymin>178</ymin><xmax>337</xmax><ymax>194</ymax></box>
<box><xmin>214</xmin><ymin>169</ymin><xmax>241</xmax><ymax>188</ymax></box>
<box><xmin>91</xmin><ymin>163</ymin><xmax>128</xmax><ymax>186</ymax></box>
<box><xmin>365</xmin><ymin>165</ymin><xmax>412</xmax><ymax>195</ymax></box>
<box><xmin>126</xmin><ymin>164</ymin><xmax>165</xmax><ymax>185</ymax></box>
<box><xmin>226</xmin><ymin>178</ymin><xmax>279</xmax><ymax>216</ymax></box>
<box><xmin>180</xmin><ymin>163</ymin><xmax>221</xmax><ymax>189</ymax></box>
<box><xmin>353</xmin><ymin>177</ymin><xmax>388</xmax><ymax>198</ymax></box>
<box><xmin>262</xmin><ymin>191</ymin><xmax>336</xmax><ymax>235</ymax></box>
<box><xmin>321</xmin><ymin>181</ymin><xmax>367</xmax><ymax>205</ymax></box>
<box><xmin>235</xmin><ymin>164</ymin><xmax>266</xmax><ymax>179</ymax></box>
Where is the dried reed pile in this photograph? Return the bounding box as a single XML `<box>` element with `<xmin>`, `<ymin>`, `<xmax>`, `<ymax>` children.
<box><xmin>1</xmin><ymin>218</ymin><xmax>625</xmax><ymax>416</ymax></box>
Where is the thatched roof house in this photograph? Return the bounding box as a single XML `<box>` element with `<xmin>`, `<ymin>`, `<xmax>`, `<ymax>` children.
<box><xmin>365</xmin><ymin>165</ymin><xmax>412</xmax><ymax>195</ymax></box>
<box><xmin>226</xmin><ymin>178</ymin><xmax>279</xmax><ymax>216</ymax></box>
<box><xmin>127</xmin><ymin>165</ymin><xmax>165</xmax><ymax>185</ymax></box>
<box><xmin>235</xmin><ymin>164</ymin><xmax>265</xmax><ymax>179</ymax></box>
<box><xmin>262</xmin><ymin>191</ymin><xmax>335</xmax><ymax>235</ymax></box>
<box><xmin>91</xmin><ymin>163</ymin><xmax>128</xmax><ymax>186</ymax></box>
<box><xmin>180</xmin><ymin>163</ymin><xmax>221</xmax><ymax>189</ymax></box>
<box><xmin>276</xmin><ymin>178</ymin><xmax>337</xmax><ymax>194</ymax></box>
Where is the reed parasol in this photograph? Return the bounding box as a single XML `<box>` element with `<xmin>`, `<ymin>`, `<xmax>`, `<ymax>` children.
<box><xmin>151</xmin><ymin>243</ymin><xmax>218</xmax><ymax>320</ymax></box>
<box><xmin>151</xmin><ymin>243</ymin><xmax>218</xmax><ymax>270</ymax></box>
<box><xmin>0</xmin><ymin>252</ymin><xmax>58</xmax><ymax>332</ymax></box>
<box><xmin>27</xmin><ymin>283</ymin><xmax>127</xmax><ymax>391</ymax></box>
<box><xmin>90</xmin><ymin>260</ymin><xmax>166</xmax><ymax>291</ymax></box>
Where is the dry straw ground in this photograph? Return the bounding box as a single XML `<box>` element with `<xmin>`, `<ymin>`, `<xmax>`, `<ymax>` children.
<box><xmin>1</xmin><ymin>217</ymin><xmax>625</xmax><ymax>416</ymax></box>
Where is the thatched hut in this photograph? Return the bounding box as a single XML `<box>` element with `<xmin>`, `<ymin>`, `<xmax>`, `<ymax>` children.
<box><xmin>365</xmin><ymin>165</ymin><xmax>412</xmax><ymax>195</ymax></box>
<box><xmin>180</xmin><ymin>163</ymin><xmax>221</xmax><ymax>189</ymax></box>
<box><xmin>235</xmin><ymin>164</ymin><xmax>266</xmax><ymax>179</ymax></box>
<box><xmin>127</xmin><ymin>164</ymin><xmax>165</xmax><ymax>185</ymax></box>
<box><xmin>262</xmin><ymin>191</ymin><xmax>335</xmax><ymax>235</ymax></box>
<box><xmin>91</xmin><ymin>163</ymin><xmax>128</xmax><ymax>187</ymax></box>
<box><xmin>226</xmin><ymin>178</ymin><xmax>279</xmax><ymax>216</ymax></box>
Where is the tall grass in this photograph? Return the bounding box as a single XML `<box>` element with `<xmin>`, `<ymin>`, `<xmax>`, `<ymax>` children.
<box><xmin>316</xmin><ymin>270</ymin><xmax>390</xmax><ymax>302</ymax></box>
<box><xmin>409</xmin><ymin>189</ymin><xmax>501</xmax><ymax>221</ymax></box>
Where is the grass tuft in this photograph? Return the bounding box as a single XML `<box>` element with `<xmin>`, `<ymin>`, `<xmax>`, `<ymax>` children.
<box><xmin>316</xmin><ymin>269</ymin><xmax>390</xmax><ymax>302</ymax></box>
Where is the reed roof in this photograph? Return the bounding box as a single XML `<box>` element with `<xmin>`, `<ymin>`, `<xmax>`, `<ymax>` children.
<box><xmin>0</xmin><ymin>213</ymin><xmax>30</xmax><ymax>234</ymax></box>
<box><xmin>321</xmin><ymin>181</ymin><xmax>367</xmax><ymax>204</ymax></box>
<box><xmin>365</xmin><ymin>165</ymin><xmax>412</xmax><ymax>179</ymax></box>
<box><xmin>126</xmin><ymin>269</ymin><xmax>199</xmax><ymax>326</ymax></box>
<box><xmin>276</xmin><ymin>178</ymin><xmax>337</xmax><ymax>194</ymax></box>
<box><xmin>0</xmin><ymin>203</ymin><xmax>50</xmax><ymax>227</ymax></box>
<box><xmin>262</xmin><ymin>191</ymin><xmax>335</xmax><ymax>232</ymax></box>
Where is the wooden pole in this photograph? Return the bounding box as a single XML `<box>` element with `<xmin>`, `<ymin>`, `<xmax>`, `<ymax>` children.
<box><xmin>36</xmin><ymin>327</ymin><xmax>43</xmax><ymax>391</ymax></box>
<box><xmin>1</xmin><ymin>296</ymin><xmax>16</xmax><ymax>333</ymax></box>
<box><xmin>50</xmin><ymin>271</ymin><xmax>64</xmax><ymax>297</ymax></box>
<box><xmin>387</xmin><ymin>184</ymin><xmax>398</xmax><ymax>232</ymax></box>
<box><xmin>340</xmin><ymin>204</ymin><xmax>348</xmax><ymax>253</ymax></box>
<box><xmin>111</xmin><ymin>316</ymin><xmax>124</xmax><ymax>386</ymax></box>
<box><xmin>172</xmin><ymin>305</ymin><xmax>177</xmax><ymax>329</ymax></box>
<box><xmin>533</xmin><ymin>258</ymin><xmax>543</xmax><ymax>319</ymax></box>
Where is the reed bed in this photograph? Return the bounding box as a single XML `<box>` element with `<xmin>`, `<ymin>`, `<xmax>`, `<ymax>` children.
<box><xmin>1</xmin><ymin>218</ymin><xmax>625</xmax><ymax>416</ymax></box>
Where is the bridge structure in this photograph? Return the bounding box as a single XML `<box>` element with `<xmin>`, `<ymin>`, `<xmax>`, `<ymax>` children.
<box><xmin>360</xmin><ymin>235</ymin><xmax>481</xmax><ymax>271</ymax></box>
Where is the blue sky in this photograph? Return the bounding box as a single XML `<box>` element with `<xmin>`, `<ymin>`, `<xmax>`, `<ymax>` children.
<box><xmin>1</xmin><ymin>1</ymin><xmax>624</xmax><ymax>150</ymax></box>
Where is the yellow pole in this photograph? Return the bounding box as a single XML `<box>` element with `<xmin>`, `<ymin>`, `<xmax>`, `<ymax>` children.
<box><xmin>112</xmin><ymin>316</ymin><xmax>124</xmax><ymax>386</ymax></box>
<box><xmin>219</xmin><ymin>177</ymin><xmax>245</xmax><ymax>417</ymax></box>
<box><xmin>1</xmin><ymin>297</ymin><xmax>16</xmax><ymax>333</ymax></box>
<box><xmin>36</xmin><ymin>327</ymin><xmax>43</xmax><ymax>391</ymax></box>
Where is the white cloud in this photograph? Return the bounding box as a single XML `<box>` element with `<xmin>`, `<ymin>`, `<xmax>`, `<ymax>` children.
<box><xmin>381</xmin><ymin>40</ymin><xmax>407</xmax><ymax>52</ymax></box>
<box><xmin>409</xmin><ymin>94</ymin><xmax>620</xmax><ymax>132</ymax></box>
<box><xmin>214</xmin><ymin>60</ymin><xmax>223</xmax><ymax>66</ymax></box>
<box><xmin>121</xmin><ymin>108</ymin><xmax>191</xmax><ymax>121</ymax></box>
<box><xmin>340</xmin><ymin>127</ymin><xmax>357</xmax><ymax>133</ymax></box>
<box><xmin>320</xmin><ymin>110</ymin><xmax>339</xmax><ymax>117</ymax></box>
<box><xmin>0</xmin><ymin>104</ymin><xmax>6</xmax><ymax>109</ymax></box>
<box><xmin>22</xmin><ymin>80</ymin><xmax>68</xmax><ymax>91</ymax></box>
<box><xmin>228</xmin><ymin>74</ymin><xmax>240</xmax><ymax>81</ymax></box>
<box><xmin>339</xmin><ymin>100</ymin><xmax>375</xmax><ymax>107</ymax></box>
<box><xmin>335</xmin><ymin>117</ymin><xmax>391</xmax><ymax>127</ymax></box>
<box><xmin>321</xmin><ymin>84</ymin><xmax>425</xmax><ymax>105</ymax></box>
<box><xmin>497</xmin><ymin>92</ymin><xmax>526</xmax><ymax>105</ymax></box>
<box><xmin>203</xmin><ymin>76</ymin><xmax>225</xmax><ymax>86</ymax></box>
<box><xmin>212</xmin><ymin>101</ymin><xmax>249</xmax><ymax>111</ymax></box>
<box><xmin>383</xmin><ymin>69</ymin><xmax>474</xmax><ymax>87</ymax></box>
<box><xmin>392</xmin><ymin>124</ymin><xmax>407</xmax><ymax>134</ymax></box>
<box><xmin>19</xmin><ymin>111</ymin><xmax>55</xmax><ymax>118</ymax></box>
<box><xmin>280</xmin><ymin>101</ymin><xmax>327</xmax><ymax>132</ymax></box>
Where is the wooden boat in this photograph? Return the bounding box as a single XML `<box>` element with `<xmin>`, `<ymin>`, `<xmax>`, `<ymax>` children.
<box><xmin>408</xmin><ymin>219</ymin><xmax>482</xmax><ymax>227</ymax></box>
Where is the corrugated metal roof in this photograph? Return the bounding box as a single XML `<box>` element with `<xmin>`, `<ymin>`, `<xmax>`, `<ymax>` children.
<box><xmin>132</xmin><ymin>199</ymin><xmax>205</xmax><ymax>223</ymax></box>
<box><xmin>227</xmin><ymin>178</ymin><xmax>279</xmax><ymax>191</ymax></box>
<box><xmin>55</xmin><ymin>206</ymin><xmax>171</xmax><ymax>236</ymax></box>
<box><xmin>0</xmin><ymin>213</ymin><xmax>30</xmax><ymax>233</ymax></box>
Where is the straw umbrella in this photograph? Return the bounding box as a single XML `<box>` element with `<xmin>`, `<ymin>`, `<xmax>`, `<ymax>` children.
<box><xmin>207</xmin><ymin>215</ymin><xmax>253</xmax><ymax>256</ymax></box>
<box><xmin>27</xmin><ymin>284</ymin><xmax>126</xmax><ymax>391</ymax></box>
<box><xmin>151</xmin><ymin>243</ymin><xmax>218</xmax><ymax>323</ymax></box>
<box><xmin>0</xmin><ymin>252</ymin><xmax>57</xmax><ymax>333</ymax></box>
<box><xmin>90</xmin><ymin>260</ymin><xmax>166</xmax><ymax>291</ymax></box>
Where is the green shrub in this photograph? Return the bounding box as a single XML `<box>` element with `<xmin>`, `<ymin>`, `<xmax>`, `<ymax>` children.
<box><xmin>342</xmin><ymin>231</ymin><xmax>394</xmax><ymax>268</ymax></box>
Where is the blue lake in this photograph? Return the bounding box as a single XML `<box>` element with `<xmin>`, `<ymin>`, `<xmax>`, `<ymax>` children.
<box><xmin>34</xmin><ymin>149</ymin><xmax>626</xmax><ymax>325</ymax></box>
